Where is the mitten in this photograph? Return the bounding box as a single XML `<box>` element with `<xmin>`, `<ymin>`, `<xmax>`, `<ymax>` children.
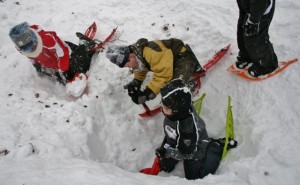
<box><xmin>155</xmin><ymin>147</ymin><xmax>167</xmax><ymax>158</ymax></box>
<box><xmin>130</xmin><ymin>88</ymin><xmax>156</xmax><ymax>105</ymax></box>
<box><xmin>124</xmin><ymin>78</ymin><xmax>142</xmax><ymax>91</ymax></box>
<box><xmin>66</xmin><ymin>73</ymin><xmax>88</xmax><ymax>97</ymax></box>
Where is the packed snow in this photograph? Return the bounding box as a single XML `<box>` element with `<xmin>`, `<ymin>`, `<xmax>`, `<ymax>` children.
<box><xmin>0</xmin><ymin>0</ymin><xmax>299</xmax><ymax>185</ymax></box>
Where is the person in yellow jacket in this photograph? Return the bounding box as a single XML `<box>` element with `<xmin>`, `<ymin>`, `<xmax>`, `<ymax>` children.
<box><xmin>106</xmin><ymin>38</ymin><xmax>203</xmax><ymax>105</ymax></box>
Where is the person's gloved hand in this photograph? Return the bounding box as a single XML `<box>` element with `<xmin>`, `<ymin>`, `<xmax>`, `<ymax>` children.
<box><xmin>66</xmin><ymin>73</ymin><xmax>88</xmax><ymax>97</ymax></box>
<box><xmin>155</xmin><ymin>147</ymin><xmax>167</xmax><ymax>158</ymax></box>
<box><xmin>128</xmin><ymin>87</ymin><xmax>156</xmax><ymax>105</ymax></box>
<box><xmin>243</xmin><ymin>14</ymin><xmax>260</xmax><ymax>37</ymax></box>
<box><xmin>124</xmin><ymin>78</ymin><xmax>142</xmax><ymax>92</ymax></box>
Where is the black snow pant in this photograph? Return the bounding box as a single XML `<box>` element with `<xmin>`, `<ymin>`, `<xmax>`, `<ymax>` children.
<box><xmin>159</xmin><ymin>142</ymin><xmax>222</xmax><ymax>180</ymax></box>
<box><xmin>237</xmin><ymin>1</ymin><xmax>278</xmax><ymax>72</ymax></box>
<box><xmin>57</xmin><ymin>41</ymin><xmax>95</xmax><ymax>84</ymax></box>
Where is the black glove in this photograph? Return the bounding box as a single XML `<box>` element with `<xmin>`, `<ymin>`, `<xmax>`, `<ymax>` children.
<box><xmin>33</xmin><ymin>63</ymin><xmax>42</xmax><ymax>74</ymax></box>
<box><xmin>124</xmin><ymin>78</ymin><xmax>142</xmax><ymax>92</ymax></box>
<box><xmin>33</xmin><ymin>63</ymin><xmax>56</xmax><ymax>78</ymax></box>
<box><xmin>155</xmin><ymin>147</ymin><xmax>167</xmax><ymax>158</ymax></box>
<box><xmin>243</xmin><ymin>14</ymin><xmax>260</xmax><ymax>37</ymax></box>
<box><xmin>128</xmin><ymin>87</ymin><xmax>156</xmax><ymax>105</ymax></box>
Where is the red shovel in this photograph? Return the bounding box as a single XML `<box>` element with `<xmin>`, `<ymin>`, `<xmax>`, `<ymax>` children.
<box><xmin>138</xmin><ymin>103</ymin><xmax>161</xmax><ymax>117</ymax></box>
<box><xmin>139</xmin><ymin>157</ymin><xmax>161</xmax><ymax>175</ymax></box>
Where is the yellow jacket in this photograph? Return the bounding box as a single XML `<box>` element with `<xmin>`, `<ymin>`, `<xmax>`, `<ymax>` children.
<box><xmin>134</xmin><ymin>40</ymin><xmax>175</xmax><ymax>95</ymax></box>
<box><xmin>134</xmin><ymin>40</ymin><xmax>186</xmax><ymax>95</ymax></box>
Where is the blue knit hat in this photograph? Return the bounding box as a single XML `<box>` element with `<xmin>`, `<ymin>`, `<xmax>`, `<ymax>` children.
<box><xmin>106</xmin><ymin>45</ymin><xmax>131</xmax><ymax>68</ymax></box>
<box><xmin>9</xmin><ymin>22</ymin><xmax>37</xmax><ymax>52</ymax></box>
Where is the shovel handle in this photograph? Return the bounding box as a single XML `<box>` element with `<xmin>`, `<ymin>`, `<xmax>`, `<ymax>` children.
<box><xmin>142</xmin><ymin>103</ymin><xmax>151</xmax><ymax>115</ymax></box>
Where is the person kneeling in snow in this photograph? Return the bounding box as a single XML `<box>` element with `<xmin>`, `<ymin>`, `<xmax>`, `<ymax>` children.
<box><xmin>156</xmin><ymin>78</ymin><xmax>237</xmax><ymax>180</ymax></box>
<box><xmin>9</xmin><ymin>22</ymin><xmax>97</xmax><ymax>97</ymax></box>
<box><xmin>105</xmin><ymin>38</ymin><xmax>204</xmax><ymax>105</ymax></box>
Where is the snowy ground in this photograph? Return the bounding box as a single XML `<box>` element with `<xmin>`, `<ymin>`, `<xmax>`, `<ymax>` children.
<box><xmin>0</xmin><ymin>0</ymin><xmax>300</xmax><ymax>185</ymax></box>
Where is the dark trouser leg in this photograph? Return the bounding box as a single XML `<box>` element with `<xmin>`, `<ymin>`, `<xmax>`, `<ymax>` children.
<box><xmin>198</xmin><ymin>142</ymin><xmax>222</xmax><ymax>179</ymax></box>
<box><xmin>173</xmin><ymin>52</ymin><xmax>197</xmax><ymax>83</ymax></box>
<box><xmin>159</xmin><ymin>157</ymin><xmax>179</xmax><ymax>173</ymax></box>
<box><xmin>184</xmin><ymin>142</ymin><xmax>222</xmax><ymax>180</ymax></box>
<box><xmin>63</xmin><ymin>42</ymin><xmax>95</xmax><ymax>81</ymax></box>
<box><xmin>185</xmin><ymin>45</ymin><xmax>203</xmax><ymax>73</ymax></box>
<box><xmin>237</xmin><ymin>7</ymin><xmax>251</xmax><ymax>61</ymax></box>
<box><xmin>243</xmin><ymin>6</ymin><xmax>278</xmax><ymax>72</ymax></box>
<box><xmin>183</xmin><ymin>159</ymin><xmax>203</xmax><ymax>180</ymax></box>
<box><xmin>65</xmin><ymin>41</ymin><xmax>79</xmax><ymax>51</ymax></box>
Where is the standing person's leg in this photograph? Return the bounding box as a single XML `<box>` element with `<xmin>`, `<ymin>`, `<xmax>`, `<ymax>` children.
<box><xmin>236</xmin><ymin>5</ymin><xmax>252</xmax><ymax>69</ymax></box>
<box><xmin>246</xmin><ymin>5</ymin><xmax>278</xmax><ymax>77</ymax></box>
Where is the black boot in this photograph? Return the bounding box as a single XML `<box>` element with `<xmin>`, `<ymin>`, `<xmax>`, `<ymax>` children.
<box><xmin>210</xmin><ymin>138</ymin><xmax>238</xmax><ymax>150</ymax></box>
<box><xmin>248</xmin><ymin>63</ymin><xmax>278</xmax><ymax>78</ymax></box>
<box><xmin>76</xmin><ymin>32</ymin><xmax>97</xmax><ymax>51</ymax></box>
<box><xmin>235</xmin><ymin>55</ymin><xmax>252</xmax><ymax>69</ymax></box>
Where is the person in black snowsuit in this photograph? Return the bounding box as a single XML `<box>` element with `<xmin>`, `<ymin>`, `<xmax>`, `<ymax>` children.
<box><xmin>155</xmin><ymin>78</ymin><xmax>237</xmax><ymax>180</ymax></box>
<box><xmin>235</xmin><ymin>0</ymin><xmax>278</xmax><ymax>77</ymax></box>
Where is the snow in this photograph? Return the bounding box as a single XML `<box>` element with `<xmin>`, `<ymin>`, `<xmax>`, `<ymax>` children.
<box><xmin>0</xmin><ymin>0</ymin><xmax>300</xmax><ymax>184</ymax></box>
<box><xmin>66</xmin><ymin>73</ymin><xmax>88</xmax><ymax>97</ymax></box>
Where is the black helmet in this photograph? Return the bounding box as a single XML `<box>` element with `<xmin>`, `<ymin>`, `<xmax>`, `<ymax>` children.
<box><xmin>161</xmin><ymin>78</ymin><xmax>192</xmax><ymax>120</ymax></box>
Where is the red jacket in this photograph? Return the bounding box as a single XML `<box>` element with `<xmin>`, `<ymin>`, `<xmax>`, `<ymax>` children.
<box><xmin>21</xmin><ymin>25</ymin><xmax>70</xmax><ymax>72</ymax></box>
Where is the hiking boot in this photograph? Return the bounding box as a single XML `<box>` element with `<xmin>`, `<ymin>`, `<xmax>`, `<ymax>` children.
<box><xmin>210</xmin><ymin>138</ymin><xmax>238</xmax><ymax>150</ymax></box>
<box><xmin>248</xmin><ymin>64</ymin><xmax>277</xmax><ymax>78</ymax></box>
<box><xmin>235</xmin><ymin>55</ymin><xmax>252</xmax><ymax>69</ymax></box>
<box><xmin>248</xmin><ymin>65</ymin><xmax>278</xmax><ymax>78</ymax></box>
<box><xmin>235</xmin><ymin>60</ymin><xmax>250</xmax><ymax>69</ymax></box>
<box><xmin>248</xmin><ymin>65</ymin><xmax>264</xmax><ymax>77</ymax></box>
<box><xmin>76</xmin><ymin>32</ymin><xmax>98</xmax><ymax>51</ymax></box>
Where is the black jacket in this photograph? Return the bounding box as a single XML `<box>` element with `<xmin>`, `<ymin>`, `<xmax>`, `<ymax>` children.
<box><xmin>237</xmin><ymin>0</ymin><xmax>273</xmax><ymax>22</ymax></box>
<box><xmin>162</xmin><ymin>107</ymin><xmax>209</xmax><ymax>160</ymax></box>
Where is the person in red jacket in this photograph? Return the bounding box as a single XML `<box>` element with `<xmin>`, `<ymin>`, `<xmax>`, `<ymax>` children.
<box><xmin>9</xmin><ymin>22</ymin><xmax>97</xmax><ymax>97</ymax></box>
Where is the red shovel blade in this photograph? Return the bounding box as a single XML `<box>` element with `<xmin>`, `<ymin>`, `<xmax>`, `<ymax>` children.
<box><xmin>139</xmin><ymin>167</ymin><xmax>154</xmax><ymax>174</ymax></box>
<box><xmin>139</xmin><ymin>104</ymin><xmax>161</xmax><ymax>117</ymax></box>
<box><xmin>139</xmin><ymin>157</ymin><xmax>160</xmax><ymax>175</ymax></box>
